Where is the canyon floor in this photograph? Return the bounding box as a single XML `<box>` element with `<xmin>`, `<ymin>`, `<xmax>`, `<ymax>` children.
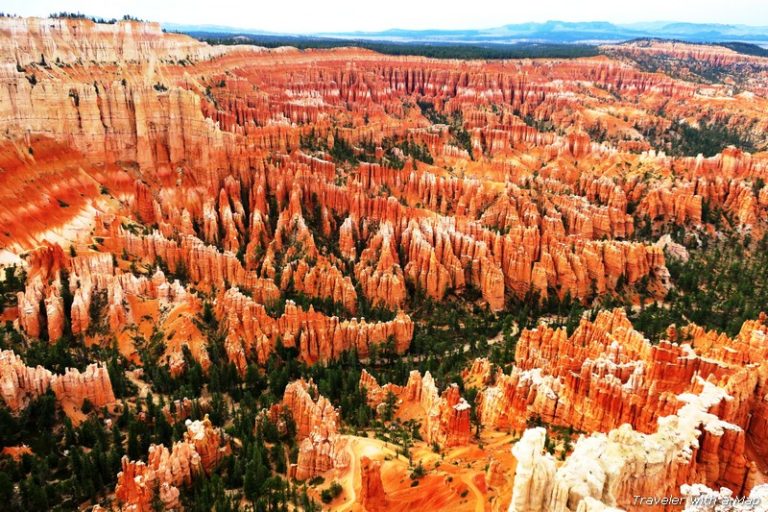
<box><xmin>1</xmin><ymin>14</ymin><xmax>768</xmax><ymax>512</ymax></box>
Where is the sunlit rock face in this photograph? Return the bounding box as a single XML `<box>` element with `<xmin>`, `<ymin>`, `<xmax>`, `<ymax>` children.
<box><xmin>360</xmin><ymin>369</ymin><xmax>472</xmax><ymax>448</ymax></box>
<box><xmin>0</xmin><ymin>349</ymin><xmax>115</xmax><ymax>420</ymax></box>
<box><xmin>495</xmin><ymin>310</ymin><xmax>768</xmax><ymax>510</ymax></box>
<box><xmin>467</xmin><ymin>308</ymin><xmax>768</xmax><ymax>449</ymax></box>
<box><xmin>360</xmin><ymin>455</ymin><xmax>387</xmax><ymax>511</ymax></box>
<box><xmin>2</xmin><ymin>17</ymin><xmax>703</xmax><ymax>325</ymax></box>
<box><xmin>508</xmin><ymin>382</ymin><xmax>756</xmax><ymax>511</ymax></box>
<box><xmin>216</xmin><ymin>287</ymin><xmax>414</xmax><ymax>369</ymax></box>
<box><xmin>279</xmin><ymin>379</ymin><xmax>349</xmax><ymax>481</ymax></box>
<box><xmin>0</xmin><ymin>350</ymin><xmax>53</xmax><ymax>411</ymax></box>
<box><xmin>114</xmin><ymin>416</ymin><xmax>229</xmax><ymax>511</ymax></box>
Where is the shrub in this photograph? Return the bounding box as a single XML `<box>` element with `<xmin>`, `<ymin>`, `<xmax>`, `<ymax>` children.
<box><xmin>320</xmin><ymin>481</ymin><xmax>342</xmax><ymax>503</ymax></box>
<box><xmin>410</xmin><ymin>461</ymin><xmax>426</xmax><ymax>480</ymax></box>
<box><xmin>81</xmin><ymin>398</ymin><xmax>93</xmax><ymax>414</ymax></box>
<box><xmin>307</xmin><ymin>476</ymin><xmax>324</xmax><ymax>487</ymax></box>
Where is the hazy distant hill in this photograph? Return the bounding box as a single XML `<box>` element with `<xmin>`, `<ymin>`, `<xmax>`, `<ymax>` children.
<box><xmin>166</xmin><ymin>20</ymin><xmax>768</xmax><ymax>44</ymax></box>
<box><xmin>320</xmin><ymin>21</ymin><xmax>768</xmax><ymax>43</ymax></box>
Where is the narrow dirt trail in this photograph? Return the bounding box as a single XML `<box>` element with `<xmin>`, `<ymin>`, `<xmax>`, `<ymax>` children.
<box><xmin>335</xmin><ymin>436</ymin><xmax>396</xmax><ymax>511</ymax></box>
<box><xmin>336</xmin><ymin>438</ymin><xmax>360</xmax><ymax>512</ymax></box>
<box><xmin>459</xmin><ymin>472</ymin><xmax>486</xmax><ymax>512</ymax></box>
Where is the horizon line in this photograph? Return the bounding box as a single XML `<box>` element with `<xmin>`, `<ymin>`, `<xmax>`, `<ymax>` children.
<box><xmin>3</xmin><ymin>13</ymin><xmax>768</xmax><ymax>37</ymax></box>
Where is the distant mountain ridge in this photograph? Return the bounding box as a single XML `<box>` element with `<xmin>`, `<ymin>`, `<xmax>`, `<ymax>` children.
<box><xmin>165</xmin><ymin>20</ymin><xmax>768</xmax><ymax>44</ymax></box>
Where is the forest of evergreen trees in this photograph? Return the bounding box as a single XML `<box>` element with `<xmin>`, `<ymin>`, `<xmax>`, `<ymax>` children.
<box><xmin>190</xmin><ymin>33</ymin><xmax>600</xmax><ymax>60</ymax></box>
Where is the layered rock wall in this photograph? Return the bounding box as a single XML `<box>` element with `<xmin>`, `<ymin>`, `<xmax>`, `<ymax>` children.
<box><xmin>0</xmin><ymin>349</ymin><xmax>115</xmax><ymax>418</ymax></box>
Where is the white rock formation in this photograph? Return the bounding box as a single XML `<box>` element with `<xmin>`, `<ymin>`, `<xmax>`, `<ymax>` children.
<box><xmin>509</xmin><ymin>427</ymin><xmax>556</xmax><ymax>512</ymax></box>
<box><xmin>508</xmin><ymin>381</ymin><xmax>754</xmax><ymax>512</ymax></box>
<box><xmin>681</xmin><ymin>484</ymin><xmax>768</xmax><ymax>512</ymax></box>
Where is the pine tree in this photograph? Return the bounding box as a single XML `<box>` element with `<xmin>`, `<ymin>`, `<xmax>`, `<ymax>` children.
<box><xmin>127</xmin><ymin>421</ymin><xmax>141</xmax><ymax>460</ymax></box>
<box><xmin>271</xmin><ymin>444</ymin><xmax>286</xmax><ymax>474</ymax></box>
<box><xmin>243</xmin><ymin>461</ymin><xmax>260</xmax><ymax>502</ymax></box>
<box><xmin>383</xmin><ymin>390</ymin><xmax>398</xmax><ymax>421</ymax></box>
<box><xmin>244</xmin><ymin>444</ymin><xmax>269</xmax><ymax>501</ymax></box>
<box><xmin>0</xmin><ymin>472</ymin><xmax>13</xmax><ymax>505</ymax></box>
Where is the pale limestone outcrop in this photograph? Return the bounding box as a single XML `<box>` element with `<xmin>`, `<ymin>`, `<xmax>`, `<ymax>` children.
<box><xmin>508</xmin><ymin>381</ymin><xmax>757</xmax><ymax>511</ymax></box>
<box><xmin>509</xmin><ymin>428</ymin><xmax>556</xmax><ymax>512</ymax></box>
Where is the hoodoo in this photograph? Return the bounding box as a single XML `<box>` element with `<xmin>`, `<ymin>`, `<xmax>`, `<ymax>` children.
<box><xmin>0</xmin><ymin>11</ymin><xmax>767</xmax><ymax>512</ymax></box>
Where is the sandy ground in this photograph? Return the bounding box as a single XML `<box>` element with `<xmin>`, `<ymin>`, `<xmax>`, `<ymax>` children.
<box><xmin>321</xmin><ymin>430</ymin><xmax>518</xmax><ymax>512</ymax></box>
<box><xmin>333</xmin><ymin>436</ymin><xmax>401</xmax><ymax>512</ymax></box>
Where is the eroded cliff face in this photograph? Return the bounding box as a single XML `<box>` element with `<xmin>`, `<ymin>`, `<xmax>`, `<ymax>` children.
<box><xmin>114</xmin><ymin>416</ymin><xmax>229</xmax><ymax>511</ymax></box>
<box><xmin>360</xmin><ymin>369</ymin><xmax>472</xmax><ymax>448</ymax></box>
<box><xmin>0</xmin><ymin>349</ymin><xmax>115</xmax><ymax>421</ymax></box>
<box><xmin>360</xmin><ymin>456</ymin><xmax>387</xmax><ymax>511</ymax></box>
<box><xmin>509</xmin><ymin>382</ymin><xmax>757</xmax><ymax>512</ymax></box>
<box><xmin>6</xmin><ymin>18</ymin><xmax>768</xmax><ymax>339</ymax></box>
<box><xmin>0</xmin><ymin>17</ymin><xmax>257</xmax><ymax>66</ymax></box>
<box><xmin>0</xmin><ymin>350</ymin><xmax>52</xmax><ymax>411</ymax></box>
<box><xmin>465</xmin><ymin>309</ymin><xmax>768</xmax><ymax>511</ymax></box>
<box><xmin>278</xmin><ymin>380</ymin><xmax>349</xmax><ymax>481</ymax></box>
<box><xmin>468</xmin><ymin>308</ymin><xmax>768</xmax><ymax>452</ymax></box>
<box><xmin>216</xmin><ymin>287</ymin><xmax>413</xmax><ymax>371</ymax></box>
<box><xmin>366</xmin><ymin>302</ymin><xmax>768</xmax><ymax>512</ymax></box>
<box><xmin>1</xmin><ymin>17</ymin><xmax>730</xmax><ymax>322</ymax></box>
<box><xmin>13</xmin><ymin>242</ymin><xmax>210</xmax><ymax>374</ymax></box>
<box><xmin>508</xmin><ymin>428</ymin><xmax>556</xmax><ymax>512</ymax></box>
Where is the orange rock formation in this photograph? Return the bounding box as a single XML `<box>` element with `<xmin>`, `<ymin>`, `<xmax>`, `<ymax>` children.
<box><xmin>360</xmin><ymin>456</ymin><xmax>387</xmax><ymax>511</ymax></box>
<box><xmin>0</xmin><ymin>349</ymin><xmax>115</xmax><ymax>421</ymax></box>
<box><xmin>114</xmin><ymin>416</ymin><xmax>229</xmax><ymax>511</ymax></box>
<box><xmin>216</xmin><ymin>287</ymin><xmax>413</xmax><ymax>371</ymax></box>
<box><xmin>279</xmin><ymin>380</ymin><xmax>350</xmax><ymax>481</ymax></box>
<box><xmin>360</xmin><ymin>369</ymin><xmax>471</xmax><ymax>448</ymax></box>
<box><xmin>461</xmin><ymin>309</ymin><xmax>768</xmax><ymax>510</ymax></box>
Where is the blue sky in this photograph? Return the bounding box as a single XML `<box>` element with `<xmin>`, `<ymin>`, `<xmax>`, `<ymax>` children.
<box><xmin>4</xmin><ymin>0</ymin><xmax>768</xmax><ymax>33</ymax></box>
